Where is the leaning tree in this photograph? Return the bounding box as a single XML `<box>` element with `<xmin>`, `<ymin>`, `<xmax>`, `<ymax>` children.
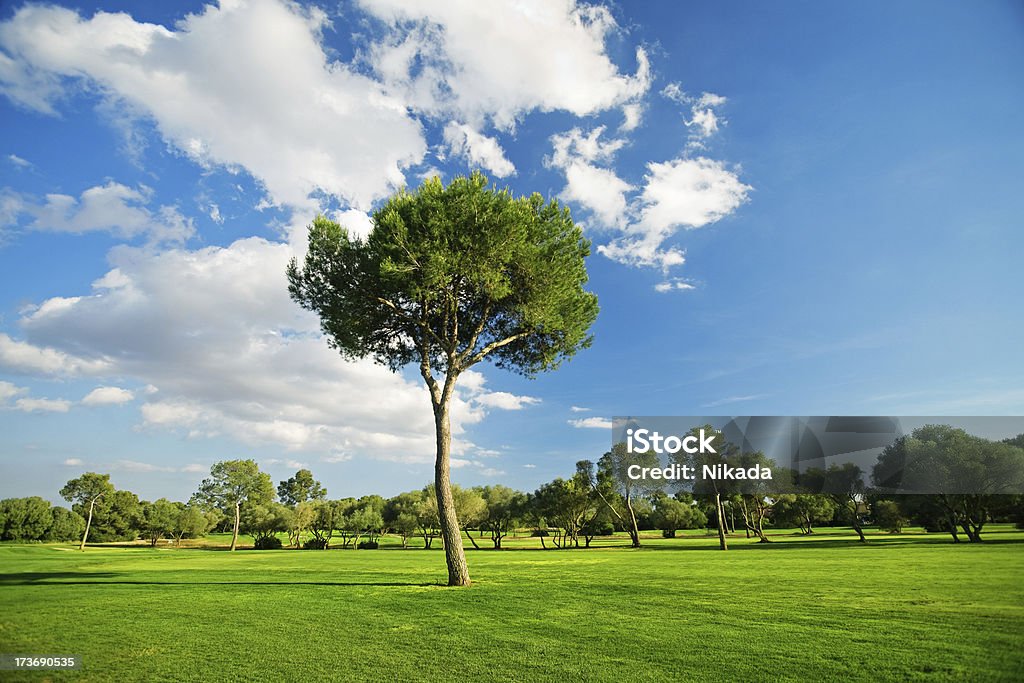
<box><xmin>288</xmin><ymin>172</ymin><xmax>598</xmax><ymax>585</ymax></box>
<box><xmin>60</xmin><ymin>472</ymin><xmax>114</xmax><ymax>551</ymax></box>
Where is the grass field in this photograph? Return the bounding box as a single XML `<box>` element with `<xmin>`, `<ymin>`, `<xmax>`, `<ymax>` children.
<box><xmin>1</xmin><ymin>527</ymin><xmax>1022</xmax><ymax>682</ymax></box>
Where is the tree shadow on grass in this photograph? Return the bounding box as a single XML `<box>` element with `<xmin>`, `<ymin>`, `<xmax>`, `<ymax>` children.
<box><xmin>0</xmin><ymin>572</ymin><xmax>444</xmax><ymax>587</ymax></box>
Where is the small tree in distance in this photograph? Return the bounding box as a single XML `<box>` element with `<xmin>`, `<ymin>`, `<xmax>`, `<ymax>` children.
<box><xmin>288</xmin><ymin>172</ymin><xmax>599</xmax><ymax>585</ymax></box>
<box><xmin>60</xmin><ymin>472</ymin><xmax>114</xmax><ymax>551</ymax></box>
<box><xmin>193</xmin><ymin>460</ymin><xmax>274</xmax><ymax>551</ymax></box>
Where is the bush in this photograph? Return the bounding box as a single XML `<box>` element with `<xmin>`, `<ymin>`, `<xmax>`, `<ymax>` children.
<box><xmin>253</xmin><ymin>536</ymin><xmax>283</xmax><ymax>550</ymax></box>
<box><xmin>357</xmin><ymin>541</ymin><xmax>378</xmax><ymax>549</ymax></box>
<box><xmin>303</xmin><ymin>537</ymin><xmax>328</xmax><ymax>550</ymax></box>
<box><xmin>662</xmin><ymin>529</ymin><xmax>676</xmax><ymax>538</ymax></box>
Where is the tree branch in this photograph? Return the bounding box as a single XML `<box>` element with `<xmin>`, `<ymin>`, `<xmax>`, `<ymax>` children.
<box><xmin>465</xmin><ymin>330</ymin><xmax>530</xmax><ymax>367</ymax></box>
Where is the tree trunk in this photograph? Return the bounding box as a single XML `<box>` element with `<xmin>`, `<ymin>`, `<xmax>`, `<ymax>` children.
<box><xmin>625</xmin><ymin>494</ymin><xmax>641</xmax><ymax>548</ymax></box>
<box><xmin>465</xmin><ymin>529</ymin><xmax>480</xmax><ymax>550</ymax></box>
<box><xmin>433</xmin><ymin>399</ymin><xmax>471</xmax><ymax>586</ymax></box>
<box><xmin>230</xmin><ymin>501</ymin><xmax>240</xmax><ymax>551</ymax></box>
<box><xmin>80</xmin><ymin>497</ymin><xmax>97</xmax><ymax>551</ymax></box>
<box><xmin>715</xmin><ymin>493</ymin><xmax>728</xmax><ymax>551</ymax></box>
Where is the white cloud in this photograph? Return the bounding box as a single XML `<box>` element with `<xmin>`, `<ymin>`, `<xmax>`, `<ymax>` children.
<box><xmin>620</xmin><ymin>102</ymin><xmax>643</xmax><ymax>132</ymax></box>
<box><xmin>7</xmin><ymin>153</ymin><xmax>30</xmax><ymax>168</ymax></box>
<box><xmin>523</xmin><ymin>463</ymin><xmax>536</xmax><ymax>469</ymax></box>
<box><xmin>0</xmin><ymin>333</ymin><xmax>111</xmax><ymax>376</ymax></box>
<box><xmin>63</xmin><ymin>458</ymin><xmax>83</xmax><ymax>466</ymax></box>
<box><xmin>598</xmin><ymin>157</ymin><xmax>750</xmax><ymax>271</ymax></box>
<box><xmin>701</xmin><ymin>394</ymin><xmax>768</xmax><ymax>408</ymax></box>
<box><xmin>473</xmin><ymin>392</ymin><xmax>540</xmax><ymax>411</ymax></box>
<box><xmin>263</xmin><ymin>458</ymin><xmax>309</xmax><ymax>470</ymax></box>
<box><xmin>442</xmin><ymin>123</ymin><xmax>516</xmax><ymax>178</ymax></box>
<box><xmin>570</xmin><ymin>405</ymin><xmax>590</xmax><ymax>412</ymax></box>
<box><xmin>0</xmin><ymin>380</ymin><xmax>24</xmax><ymax>402</ymax></box>
<box><xmin>15</xmin><ymin>397</ymin><xmax>71</xmax><ymax>413</ymax></box>
<box><xmin>361</xmin><ymin>0</ymin><xmax>650</xmax><ymax>130</ymax></box>
<box><xmin>114</xmin><ymin>459</ymin><xmax>177</xmax><ymax>473</ymax></box>
<box><xmin>4</xmin><ymin>235</ymin><xmax>499</xmax><ymax>464</ymax></box>
<box><xmin>547</xmin><ymin>127</ymin><xmax>632</xmax><ymax>228</ymax></box>
<box><xmin>0</xmin><ymin>1</ymin><xmax>426</xmax><ymax>210</ymax></box>
<box><xmin>7</xmin><ymin>181</ymin><xmax>194</xmax><ymax>244</ymax></box>
<box><xmin>568</xmin><ymin>416</ymin><xmax>612</xmax><ymax>429</ymax></box>
<box><xmin>654</xmin><ymin>278</ymin><xmax>697</xmax><ymax>293</ymax></box>
<box><xmin>181</xmin><ymin>463</ymin><xmax>207</xmax><ymax>473</ymax></box>
<box><xmin>82</xmin><ymin>386</ymin><xmax>135</xmax><ymax>406</ymax></box>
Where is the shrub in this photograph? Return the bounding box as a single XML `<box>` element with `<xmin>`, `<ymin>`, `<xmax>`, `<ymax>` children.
<box><xmin>662</xmin><ymin>529</ymin><xmax>676</xmax><ymax>538</ymax></box>
<box><xmin>303</xmin><ymin>537</ymin><xmax>328</xmax><ymax>550</ymax></box>
<box><xmin>253</xmin><ymin>536</ymin><xmax>283</xmax><ymax>550</ymax></box>
<box><xmin>357</xmin><ymin>540</ymin><xmax>378</xmax><ymax>549</ymax></box>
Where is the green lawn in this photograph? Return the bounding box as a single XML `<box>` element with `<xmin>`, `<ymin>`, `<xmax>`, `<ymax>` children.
<box><xmin>1</xmin><ymin>527</ymin><xmax>1022</xmax><ymax>682</ymax></box>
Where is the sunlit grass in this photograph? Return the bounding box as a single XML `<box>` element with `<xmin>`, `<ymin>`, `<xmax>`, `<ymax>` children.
<box><xmin>1</xmin><ymin>526</ymin><xmax>1022</xmax><ymax>681</ymax></box>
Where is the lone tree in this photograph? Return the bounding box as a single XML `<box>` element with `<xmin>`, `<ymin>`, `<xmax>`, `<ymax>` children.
<box><xmin>288</xmin><ymin>173</ymin><xmax>598</xmax><ymax>585</ymax></box>
<box><xmin>60</xmin><ymin>472</ymin><xmax>114</xmax><ymax>551</ymax></box>
<box><xmin>193</xmin><ymin>460</ymin><xmax>274</xmax><ymax>551</ymax></box>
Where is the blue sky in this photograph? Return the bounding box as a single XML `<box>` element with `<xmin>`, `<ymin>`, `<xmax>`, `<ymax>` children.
<box><xmin>1</xmin><ymin>0</ymin><xmax>1022</xmax><ymax>504</ymax></box>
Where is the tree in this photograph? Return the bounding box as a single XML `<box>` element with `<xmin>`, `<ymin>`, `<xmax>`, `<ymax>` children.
<box><xmin>277</xmin><ymin>469</ymin><xmax>327</xmax><ymax>506</ymax></box>
<box><xmin>478</xmin><ymin>485</ymin><xmax>526</xmax><ymax>549</ymax></box>
<box><xmin>0</xmin><ymin>497</ymin><xmax>53</xmax><ymax>541</ymax></box>
<box><xmin>87</xmin><ymin>489</ymin><xmax>144</xmax><ymax>542</ymax></box>
<box><xmin>242</xmin><ymin>502</ymin><xmax>290</xmax><ymax>549</ymax></box>
<box><xmin>875</xmin><ymin>425</ymin><xmax>1024</xmax><ymax>542</ymax></box>
<box><xmin>141</xmin><ymin>498</ymin><xmax>178</xmax><ymax>547</ymax></box>
<box><xmin>532</xmin><ymin>470</ymin><xmax>599</xmax><ymax>549</ymax></box>
<box><xmin>46</xmin><ymin>506</ymin><xmax>85</xmax><ymax>542</ymax></box>
<box><xmin>651</xmin><ymin>492</ymin><xmax>706</xmax><ymax>538</ymax></box>
<box><xmin>384</xmin><ymin>491</ymin><xmax>424</xmax><ymax>549</ymax></box>
<box><xmin>287</xmin><ymin>173</ymin><xmax>598</xmax><ymax>585</ymax></box>
<box><xmin>595</xmin><ymin>446</ymin><xmax>660</xmax><ymax>548</ymax></box>
<box><xmin>672</xmin><ymin>426</ymin><xmax>738</xmax><ymax>550</ymax></box>
<box><xmin>872</xmin><ymin>500</ymin><xmax>906</xmax><ymax>533</ymax></box>
<box><xmin>60</xmin><ymin>472</ymin><xmax>115</xmax><ymax>551</ymax></box>
<box><xmin>287</xmin><ymin>501</ymin><xmax>317</xmax><ymax>548</ymax></box>
<box><xmin>772</xmin><ymin>494</ymin><xmax>835</xmax><ymax>535</ymax></box>
<box><xmin>171</xmin><ymin>504</ymin><xmax>212</xmax><ymax>546</ymax></box>
<box><xmin>803</xmin><ymin>464</ymin><xmax>869</xmax><ymax>542</ymax></box>
<box><xmin>193</xmin><ymin>460</ymin><xmax>274</xmax><ymax>551</ymax></box>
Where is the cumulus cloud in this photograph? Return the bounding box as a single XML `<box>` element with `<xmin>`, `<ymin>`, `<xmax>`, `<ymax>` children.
<box><xmin>0</xmin><ymin>1</ymin><xmax>426</xmax><ymax>210</ymax></box>
<box><xmin>0</xmin><ymin>333</ymin><xmax>110</xmax><ymax>376</ymax></box>
<box><xmin>473</xmin><ymin>392</ymin><xmax>540</xmax><ymax>411</ymax></box>
<box><xmin>63</xmin><ymin>458</ymin><xmax>83</xmax><ymax>466</ymax></box>
<box><xmin>361</xmin><ymin>0</ymin><xmax>651</xmax><ymax>130</ymax></box>
<box><xmin>15</xmin><ymin>397</ymin><xmax>71</xmax><ymax>413</ymax></box>
<box><xmin>442</xmin><ymin>123</ymin><xmax>516</xmax><ymax>178</ymax></box>
<box><xmin>597</xmin><ymin>157</ymin><xmax>750</xmax><ymax>274</ymax></box>
<box><xmin>82</xmin><ymin>386</ymin><xmax>135</xmax><ymax>406</ymax></box>
<box><xmin>547</xmin><ymin>126</ymin><xmax>632</xmax><ymax>228</ymax></box>
<box><xmin>5</xmin><ymin>234</ymin><xmax>534</xmax><ymax>463</ymax></box>
<box><xmin>5</xmin><ymin>181</ymin><xmax>194</xmax><ymax>244</ymax></box>
<box><xmin>654</xmin><ymin>278</ymin><xmax>697</xmax><ymax>293</ymax></box>
<box><xmin>568</xmin><ymin>416</ymin><xmax>612</xmax><ymax>429</ymax></box>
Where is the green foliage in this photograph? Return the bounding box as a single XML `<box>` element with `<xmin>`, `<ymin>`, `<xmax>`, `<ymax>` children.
<box><xmin>86</xmin><ymin>489</ymin><xmax>144</xmax><ymax>542</ymax></box>
<box><xmin>172</xmin><ymin>504</ymin><xmax>212</xmax><ymax>545</ymax></box>
<box><xmin>253</xmin><ymin>535</ymin><xmax>283</xmax><ymax>550</ymax></box>
<box><xmin>287</xmin><ymin>172</ymin><xmax>599</xmax><ymax>379</ymax></box>
<box><xmin>242</xmin><ymin>502</ymin><xmax>290</xmax><ymax>545</ymax></box>
<box><xmin>141</xmin><ymin>498</ymin><xmax>179</xmax><ymax>547</ymax></box>
<box><xmin>651</xmin><ymin>492</ymin><xmax>707</xmax><ymax>536</ymax></box>
<box><xmin>45</xmin><ymin>505</ymin><xmax>85</xmax><ymax>542</ymax></box>
<box><xmin>872</xmin><ymin>500</ymin><xmax>907</xmax><ymax>533</ymax></box>
<box><xmin>194</xmin><ymin>460</ymin><xmax>274</xmax><ymax>515</ymax></box>
<box><xmin>277</xmin><ymin>469</ymin><xmax>327</xmax><ymax>506</ymax></box>
<box><xmin>59</xmin><ymin>472</ymin><xmax>114</xmax><ymax>508</ymax></box>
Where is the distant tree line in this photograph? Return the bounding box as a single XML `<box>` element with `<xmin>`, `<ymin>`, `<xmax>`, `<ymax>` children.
<box><xmin>8</xmin><ymin>425</ymin><xmax>1021</xmax><ymax>551</ymax></box>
